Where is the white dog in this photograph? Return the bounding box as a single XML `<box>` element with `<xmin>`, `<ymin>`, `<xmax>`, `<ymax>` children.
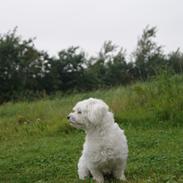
<box><xmin>68</xmin><ymin>98</ymin><xmax>128</xmax><ymax>183</ymax></box>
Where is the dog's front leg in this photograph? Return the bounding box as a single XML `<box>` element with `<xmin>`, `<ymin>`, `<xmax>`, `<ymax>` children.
<box><xmin>90</xmin><ymin>168</ymin><xmax>104</xmax><ymax>183</ymax></box>
<box><xmin>113</xmin><ymin>161</ymin><xmax>127</xmax><ymax>181</ymax></box>
<box><xmin>78</xmin><ymin>155</ymin><xmax>89</xmax><ymax>179</ymax></box>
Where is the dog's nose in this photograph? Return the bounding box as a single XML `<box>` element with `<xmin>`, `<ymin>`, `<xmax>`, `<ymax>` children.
<box><xmin>67</xmin><ymin>115</ymin><xmax>70</xmax><ymax>120</ymax></box>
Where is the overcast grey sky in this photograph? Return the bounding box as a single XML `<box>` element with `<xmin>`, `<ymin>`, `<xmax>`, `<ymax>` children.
<box><xmin>0</xmin><ymin>0</ymin><xmax>182</xmax><ymax>56</ymax></box>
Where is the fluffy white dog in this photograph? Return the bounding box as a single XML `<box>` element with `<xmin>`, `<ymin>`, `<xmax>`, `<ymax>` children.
<box><xmin>68</xmin><ymin>98</ymin><xmax>128</xmax><ymax>183</ymax></box>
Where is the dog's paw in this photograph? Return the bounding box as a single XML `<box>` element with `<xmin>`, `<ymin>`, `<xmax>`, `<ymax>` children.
<box><xmin>120</xmin><ymin>174</ymin><xmax>127</xmax><ymax>181</ymax></box>
<box><xmin>93</xmin><ymin>176</ymin><xmax>104</xmax><ymax>183</ymax></box>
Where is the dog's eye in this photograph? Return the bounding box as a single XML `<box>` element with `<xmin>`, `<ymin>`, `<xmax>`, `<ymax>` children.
<box><xmin>78</xmin><ymin>110</ymin><xmax>82</xmax><ymax>114</ymax></box>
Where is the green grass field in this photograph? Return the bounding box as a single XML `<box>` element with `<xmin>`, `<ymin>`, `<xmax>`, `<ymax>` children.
<box><xmin>0</xmin><ymin>74</ymin><xmax>183</xmax><ymax>183</ymax></box>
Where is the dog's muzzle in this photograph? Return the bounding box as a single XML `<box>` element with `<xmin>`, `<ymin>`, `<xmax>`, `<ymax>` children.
<box><xmin>67</xmin><ymin>115</ymin><xmax>76</xmax><ymax>123</ymax></box>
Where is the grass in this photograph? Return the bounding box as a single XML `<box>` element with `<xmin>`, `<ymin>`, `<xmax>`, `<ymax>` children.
<box><xmin>0</xmin><ymin>74</ymin><xmax>183</xmax><ymax>183</ymax></box>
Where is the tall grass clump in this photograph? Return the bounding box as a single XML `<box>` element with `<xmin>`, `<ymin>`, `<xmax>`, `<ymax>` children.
<box><xmin>149</xmin><ymin>73</ymin><xmax>183</xmax><ymax>125</ymax></box>
<box><xmin>0</xmin><ymin>73</ymin><xmax>183</xmax><ymax>140</ymax></box>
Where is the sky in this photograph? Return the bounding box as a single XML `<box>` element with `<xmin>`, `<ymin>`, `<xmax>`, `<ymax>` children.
<box><xmin>0</xmin><ymin>0</ymin><xmax>182</xmax><ymax>57</ymax></box>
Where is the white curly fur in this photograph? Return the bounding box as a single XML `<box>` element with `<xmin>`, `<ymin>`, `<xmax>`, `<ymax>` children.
<box><xmin>68</xmin><ymin>98</ymin><xmax>128</xmax><ymax>183</ymax></box>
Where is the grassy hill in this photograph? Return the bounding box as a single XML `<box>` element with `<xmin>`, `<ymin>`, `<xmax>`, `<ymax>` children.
<box><xmin>0</xmin><ymin>74</ymin><xmax>183</xmax><ymax>183</ymax></box>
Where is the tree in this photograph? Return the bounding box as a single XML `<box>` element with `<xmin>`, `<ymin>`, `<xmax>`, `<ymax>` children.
<box><xmin>88</xmin><ymin>41</ymin><xmax>130</xmax><ymax>87</ymax></box>
<box><xmin>0</xmin><ymin>28</ymin><xmax>50</xmax><ymax>102</ymax></box>
<box><xmin>167</xmin><ymin>49</ymin><xmax>183</xmax><ymax>74</ymax></box>
<box><xmin>132</xmin><ymin>26</ymin><xmax>165</xmax><ymax>80</ymax></box>
<box><xmin>51</xmin><ymin>46</ymin><xmax>88</xmax><ymax>91</ymax></box>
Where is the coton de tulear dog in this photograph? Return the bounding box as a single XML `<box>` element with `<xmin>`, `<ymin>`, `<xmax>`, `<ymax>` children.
<box><xmin>68</xmin><ymin>98</ymin><xmax>128</xmax><ymax>183</ymax></box>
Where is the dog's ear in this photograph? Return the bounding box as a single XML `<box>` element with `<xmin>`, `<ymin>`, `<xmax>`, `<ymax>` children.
<box><xmin>87</xmin><ymin>99</ymin><xmax>109</xmax><ymax>125</ymax></box>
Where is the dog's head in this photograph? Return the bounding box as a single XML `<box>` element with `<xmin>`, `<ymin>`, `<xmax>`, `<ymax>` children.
<box><xmin>67</xmin><ymin>98</ymin><xmax>110</xmax><ymax>130</ymax></box>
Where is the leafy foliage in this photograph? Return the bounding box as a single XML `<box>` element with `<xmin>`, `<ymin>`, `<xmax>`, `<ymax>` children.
<box><xmin>0</xmin><ymin>26</ymin><xmax>183</xmax><ymax>102</ymax></box>
<box><xmin>132</xmin><ymin>26</ymin><xmax>166</xmax><ymax>80</ymax></box>
<box><xmin>0</xmin><ymin>28</ymin><xmax>50</xmax><ymax>102</ymax></box>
